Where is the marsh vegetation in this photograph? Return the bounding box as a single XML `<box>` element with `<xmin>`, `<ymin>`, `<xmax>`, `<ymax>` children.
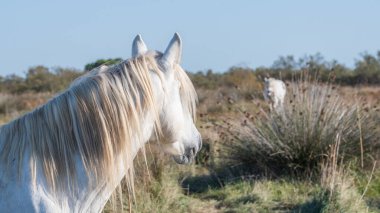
<box><xmin>1</xmin><ymin>54</ymin><xmax>380</xmax><ymax>212</ymax></box>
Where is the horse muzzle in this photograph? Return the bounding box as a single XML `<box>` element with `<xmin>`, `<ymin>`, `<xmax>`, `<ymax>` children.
<box><xmin>173</xmin><ymin>135</ymin><xmax>202</xmax><ymax>164</ymax></box>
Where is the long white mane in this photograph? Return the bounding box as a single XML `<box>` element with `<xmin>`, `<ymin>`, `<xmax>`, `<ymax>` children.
<box><xmin>0</xmin><ymin>51</ymin><xmax>197</xmax><ymax>195</ymax></box>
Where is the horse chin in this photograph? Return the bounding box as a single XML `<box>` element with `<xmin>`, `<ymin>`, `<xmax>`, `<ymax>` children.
<box><xmin>172</xmin><ymin>155</ymin><xmax>193</xmax><ymax>164</ymax></box>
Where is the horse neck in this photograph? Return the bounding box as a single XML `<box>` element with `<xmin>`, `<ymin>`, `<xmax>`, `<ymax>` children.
<box><xmin>74</xmin><ymin>70</ymin><xmax>165</xmax><ymax>212</ymax></box>
<box><xmin>78</xmin><ymin>110</ymin><xmax>156</xmax><ymax>211</ymax></box>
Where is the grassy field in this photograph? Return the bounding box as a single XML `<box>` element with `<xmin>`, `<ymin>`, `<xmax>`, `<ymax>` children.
<box><xmin>0</xmin><ymin>76</ymin><xmax>379</xmax><ymax>213</ymax></box>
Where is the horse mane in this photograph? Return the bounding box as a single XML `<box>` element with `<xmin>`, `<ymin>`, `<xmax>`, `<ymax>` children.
<box><xmin>0</xmin><ymin>51</ymin><xmax>197</xmax><ymax>195</ymax></box>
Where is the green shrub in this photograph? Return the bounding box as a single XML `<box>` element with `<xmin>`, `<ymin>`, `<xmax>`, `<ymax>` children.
<box><xmin>84</xmin><ymin>58</ymin><xmax>123</xmax><ymax>71</ymax></box>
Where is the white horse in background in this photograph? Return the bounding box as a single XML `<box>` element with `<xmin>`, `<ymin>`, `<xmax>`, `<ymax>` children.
<box><xmin>0</xmin><ymin>33</ymin><xmax>201</xmax><ymax>212</ymax></box>
<box><xmin>263</xmin><ymin>77</ymin><xmax>286</xmax><ymax>112</ymax></box>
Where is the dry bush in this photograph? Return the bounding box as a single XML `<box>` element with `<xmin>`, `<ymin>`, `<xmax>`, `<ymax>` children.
<box><xmin>0</xmin><ymin>93</ymin><xmax>52</xmax><ymax>123</ymax></box>
<box><xmin>215</xmin><ymin>75</ymin><xmax>380</xmax><ymax>178</ymax></box>
<box><xmin>222</xmin><ymin>68</ymin><xmax>262</xmax><ymax>100</ymax></box>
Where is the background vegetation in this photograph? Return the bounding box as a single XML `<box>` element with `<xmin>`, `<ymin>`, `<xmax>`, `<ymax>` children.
<box><xmin>1</xmin><ymin>53</ymin><xmax>380</xmax><ymax>212</ymax></box>
<box><xmin>1</xmin><ymin>51</ymin><xmax>380</xmax><ymax>94</ymax></box>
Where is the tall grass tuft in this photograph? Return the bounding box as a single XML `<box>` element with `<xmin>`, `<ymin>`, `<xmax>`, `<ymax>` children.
<box><xmin>217</xmin><ymin>75</ymin><xmax>379</xmax><ymax>178</ymax></box>
<box><xmin>103</xmin><ymin>147</ymin><xmax>195</xmax><ymax>213</ymax></box>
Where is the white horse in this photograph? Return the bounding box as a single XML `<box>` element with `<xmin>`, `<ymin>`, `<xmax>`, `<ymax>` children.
<box><xmin>263</xmin><ymin>77</ymin><xmax>286</xmax><ymax>112</ymax></box>
<box><xmin>0</xmin><ymin>33</ymin><xmax>201</xmax><ymax>212</ymax></box>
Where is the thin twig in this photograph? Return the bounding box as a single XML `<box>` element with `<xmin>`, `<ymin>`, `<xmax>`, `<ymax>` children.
<box><xmin>359</xmin><ymin>161</ymin><xmax>377</xmax><ymax>203</ymax></box>
<box><xmin>356</xmin><ymin>101</ymin><xmax>364</xmax><ymax>168</ymax></box>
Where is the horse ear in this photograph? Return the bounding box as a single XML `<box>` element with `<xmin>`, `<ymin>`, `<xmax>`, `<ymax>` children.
<box><xmin>161</xmin><ymin>33</ymin><xmax>182</xmax><ymax>66</ymax></box>
<box><xmin>132</xmin><ymin>34</ymin><xmax>148</xmax><ymax>57</ymax></box>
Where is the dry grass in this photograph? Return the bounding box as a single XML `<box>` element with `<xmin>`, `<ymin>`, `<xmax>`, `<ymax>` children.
<box><xmin>320</xmin><ymin>134</ymin><xmax>370</xmax><ymax>213</ymax></box>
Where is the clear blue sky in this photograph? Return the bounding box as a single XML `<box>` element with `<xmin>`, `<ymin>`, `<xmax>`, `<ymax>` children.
<box><xmin>1</xmin><ymin>0</ymin><xmax>380</xmax><ymax>76</ymax></box>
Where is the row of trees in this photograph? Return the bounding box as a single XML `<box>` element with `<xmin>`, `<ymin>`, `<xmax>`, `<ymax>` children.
<box><xmin>0</xmin><ymin>58</ymin><xmax>123</xmax><ymax>94</ymax></box>
<box><xmin>0</xmin><ymin>66</ymin><xmax>82</xmax><ymax>94</ymax></box>
<box><xmin>191</xmin><ymin>52</ymin><xmax>380</xmax><ymax>89</ymax></box>
<box><xmin>259</xmin><ymin>52</ymin><xmax>380</xmax><ymax>84</ymax></box>
<box><xmin>1</xmin><ymin>52</ymin><xmax>380</xmax><ymax>94</ymax></box>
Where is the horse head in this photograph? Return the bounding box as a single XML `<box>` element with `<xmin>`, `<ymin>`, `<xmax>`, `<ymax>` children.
<box><xmin>132</xmin><ymin>33</ymin><xmax>202</xmax><ymax>164</ymax></box>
